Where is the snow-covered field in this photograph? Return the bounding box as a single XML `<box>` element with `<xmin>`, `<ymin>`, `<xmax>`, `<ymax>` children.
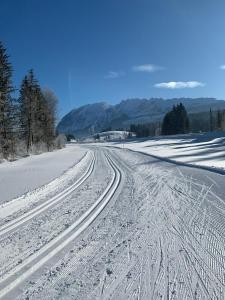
<box><xmin>0</xmin><ymin>144</ymin><xmax>87</xmax><ymax>204</ymax></box>
<box><xmin>103</xmin><ymin>132</ymin><xmax>225</xmax><ymax>172</ymax></box>
<box><xmin>0</xmin><ymin>141</ymin><xmax>225</xmax><ymax>299</ymax></box>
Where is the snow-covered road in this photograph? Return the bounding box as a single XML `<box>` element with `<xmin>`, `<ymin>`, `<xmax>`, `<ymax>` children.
<box><xmin>0</xmin><ymin>146</ymin><xmax>225</xmax><ymax>299</ymax></box>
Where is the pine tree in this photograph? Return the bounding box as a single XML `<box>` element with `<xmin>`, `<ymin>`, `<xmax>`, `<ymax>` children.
<box><xmin>221</xmin><ymin>110</ymin><xmax>225</xmax><ymax>131</ymax></box>
<box><xmin>216</xmin><ymin>110</ymin><xmax>222</xmax><ymax>131</ymax></box>
<box><xmin>18</xmin><ymin>70</ymin><xmax>44</xmax><ymax>152</ymax></box>
<box><xmin>19</xmin><ymin>71</ymin><xmax>58</xmax><ymax>153</ymax></box>
<box><xmin>209</xmin><ymin>108</ymin><xmax>213</xmax><ymax>132</ymax></box>
<box><xmin>41</xmin><ymin>88</ymin><xmax>57</xmax><ymax>151</ymax></box>
<box><xmin>161</xmin><ymin>103</ymin><xmax>189</xmax><ymax>135</ymax></box>
<box><xmin>0</xmin><ymin>42</ymin><xmax>15</xmax><ymax>158</ymax></box>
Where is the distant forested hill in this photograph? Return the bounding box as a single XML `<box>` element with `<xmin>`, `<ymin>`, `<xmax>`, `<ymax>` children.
<box><xmin>57</xmin><ymin>98</ymin><xmax>225</xmax><ymax>137</ymax></box>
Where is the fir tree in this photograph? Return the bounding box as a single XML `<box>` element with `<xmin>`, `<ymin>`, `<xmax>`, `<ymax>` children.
<box><xmin>217</xmin><ymin>110</ymin><xmax>222</xmax><ymax>131</ymax></box>
<box><xmin>161</xmin><ymin>103</ymin><xmax>189</xmax><ymax>135</ymax></box>
<box><xmin>0</xmin><ymin>42</ymin><xmax>15</xmax><ymax>158</ymax></box>
<box><xmin>18</xmin><ymin>70</ymin><xmax>44</xmax><ymax>152</ymax></box>
<box><xmin>41</xmin><ymin>88</ymin><xmax>57</xmax><ymax>151</ymax></box>
<box><xmin>19</xmin><ymin>71</ymin><xmax>58</xmax><ymax>153</ymax></box>
<box><xmin>209</xmin><ymin>108</ymin><xmax>213</xmax><ymax>132</ymax></box>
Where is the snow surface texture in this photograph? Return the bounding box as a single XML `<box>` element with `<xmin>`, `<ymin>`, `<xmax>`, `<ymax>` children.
<box><xmin>0</xmin><ymin>144</ymin><xmax>87</xmax><ymax>204</ymax></box>
<box><xmin>0</xmin><ymin>144</ymin><xmax>225</xmax><ymax>299</ymax></box>
<box><xmin>102</xmin><ymin>132</ymin><xmax>225</xmax><ymax>172</ymax></box>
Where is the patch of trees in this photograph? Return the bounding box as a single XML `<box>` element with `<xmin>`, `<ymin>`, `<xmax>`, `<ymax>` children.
<box><xmin>130</xmin><ymin>103</ymin><xmax>225</xmax><ymax>139</ymax></box>
<box><xmin>130</xmin><ymin>123</ymin><xmax>161</xmax><ymax>137</ymax></box>
<box><xmin>130</xmin><ymin>103</ymin><xmax>190</xmax><ymax>138</ymax></box>
<box><xmin>189</xmin><ymin>111</ymin><xmax>211</xmax><ymax>133</ymax></box>
<box><xmin>215</xmin><ymin>109</ymin><xmax>225</xmax><ymax>131</ymax></box>
<box><xmin>115</xmin><ymin>127</ymin><xmax>124</xmax><ymax>131</ymax></box>
<box><xmin>190</xmin><ymin>108</ymin><xmax>225</xmax><ymax>133</ymax></box>
<box><xmin>66</xmin><ymin>134</ymin><xmax>76</xmax><ymax>142</ymax></box>
<box><xmin>161</xmin><ymin>103</ymin><xmax>189</xmax><ymax>135</ymax></box>
<box><xmin>94</xmin><ymin>133</ymin><xmax>100</xmax><ymax>140</ymax></box>
<box><xmin>0</xmin><ymin>41</ymin><xmax>63</xmax><ymax>160</ymax></box>
<box><xmin>101</xmin><ymin>127</ymin><xmax>112</xmax><ymax>133</ymax></box>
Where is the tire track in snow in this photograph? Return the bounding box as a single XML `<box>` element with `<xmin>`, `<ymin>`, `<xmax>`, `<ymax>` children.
<box><xmin>0</xmin><ymin>151</ymin><xmax>122</xmax><ymax>299</ymax></box>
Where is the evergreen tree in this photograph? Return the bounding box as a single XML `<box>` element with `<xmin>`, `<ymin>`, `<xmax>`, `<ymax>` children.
<box><xmin>161</xmin><ymin>103</ymin><xmax>189</xmax><ymax>135</ymax></box>
<box><xmin>130</xmin><ymin>123</ymin><xmax>159</xmax><ymax>137</ymax></box>
<box><xmin>0</xmin><ymin>41</ymin><xmax>59</xmax><ymax>159</ymax></box>
<box><xmin>41</xmin><ymin>88</ymin><xmax>57</xmax><ymax>150</ymax></box>
<box><xmin>18</xmin><ymin>70</ymin><xmax>44</xmax><ymax>152</ymax></box>
<box><xmin>209</xmin><ymin>108</ymin><xmax>213</xmax><ymax>132</ymax></box>
<box><xmin>220</xmin><ymin>110</ymin><xmax>225</xmax><ymax>131</ymax></box>
<box><xmin>217</xmin><ymin>110</ymin><xmax>222</xmax><ymax>130</ymax></box>
<box><xmin>19</xmin><ymin>71</ymin><xmax>58</xmax><ymax>153</ymax></box>
<box><xmin>0</xmin><ymin>42</ymin><xmax>15</xmax><ymax>158</ymax></box>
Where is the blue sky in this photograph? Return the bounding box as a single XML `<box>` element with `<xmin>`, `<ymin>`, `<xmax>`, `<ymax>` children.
<box><xmin>1</xmin><ymin>0</ymin><xmax>225</xmax><ymax>118</ymax></box>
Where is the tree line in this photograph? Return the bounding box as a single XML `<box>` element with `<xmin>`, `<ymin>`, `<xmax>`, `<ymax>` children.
<box><xmin>130</xmin><ymin>103</ymin><xmax>225</xmax><ymax>138</ymax></box>
<box><xmin>0</xmin><ymin>41</ymin><xmax>64</xmax><ymax>160</ymax></box>
<box><xmin>129</xmin><ymin>103</ymin><xmax>189</xmax><ymax>137</ymax></box>
<box><xmin>209</xmin><ymin>109</ymin><xmax>225</xmax><ymax>132</ymax></box>
<box><xmin>130</xmin><ymin>123</ymin><xmax>161</xmax><ymax>137</ymax></box>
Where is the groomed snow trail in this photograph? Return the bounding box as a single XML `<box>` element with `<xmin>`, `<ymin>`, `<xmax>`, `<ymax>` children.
<box><xmin>0</xmin><ymin>149</ymin><xmax>92</xmax><ymax>222</ymax></box>
<box><xmin>0</xmin><ymin>146</ymin><xmax>225</xmax><ymax>299</ymax></box>
<box><xmin>0</xmin><ymin>149</ymin><xmax>121</xmax><ymax>299</ymax></box>
<box><xmin>0</xmin><ymin>152</ymin><xmax>95</xmax><ymax>237</ymax></box>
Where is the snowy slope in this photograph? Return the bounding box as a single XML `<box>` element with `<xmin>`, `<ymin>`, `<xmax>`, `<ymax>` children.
<box><xmin>103</xmin><ymin>132</ymin><xmax>225</xmax><ymax>171</ymax></box>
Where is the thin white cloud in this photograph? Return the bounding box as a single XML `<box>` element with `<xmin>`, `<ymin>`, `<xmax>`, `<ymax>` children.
<box><xmin>104</xmin><ymin>71</ymin><xmax>125</xmax><ymax>79</ymax></box>
<box><xmin>220</xmin><ymin>65</ymin><xmax>225</xmax><ymax>70</ymax></box>
<box><xmin>132</xmin><ymin>64</ymin><xmax>164</xmax><ymax>73</ymax></box>
<box><xmin>155</xmin><ymin>81</ymin><xmax>205</xmax><ymax>89</ymax></box>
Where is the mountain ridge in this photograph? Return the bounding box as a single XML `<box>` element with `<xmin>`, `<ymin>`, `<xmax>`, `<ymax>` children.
<box><xmin>57</xmin><ymin>98</ymin><xmax>225</xmax><ymax>137</ymax></box>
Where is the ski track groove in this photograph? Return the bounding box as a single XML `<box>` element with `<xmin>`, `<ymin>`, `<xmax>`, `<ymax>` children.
<box><xmin>1</xmin><ymin>147</ymin><xmax>225</xmax><ymax>299</ymax></box>
<box><xmin>0</xmin><ymin>150</ymin><xmax>122</xmax><ymax>299</ymax></box>
<box><xmin>0</xmin><ymin>151</ymin><xmax>95</xmax><ymax>238</ymax></box>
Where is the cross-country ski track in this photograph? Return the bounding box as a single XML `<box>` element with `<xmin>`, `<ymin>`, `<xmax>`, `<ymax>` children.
<box><xmin>0</xmin><ymin>145</ymin><xmax>225</xmax><ymax>299</ymax></box>
<box><xmin>0</xmin><ymin>151</ymin><xmax>96</xmax><ymax>238</ymax></box>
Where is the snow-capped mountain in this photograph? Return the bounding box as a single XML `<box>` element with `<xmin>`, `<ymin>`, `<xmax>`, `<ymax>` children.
<box><xmin>57</xmin><ymin>98</ymin><xmax>225</xmax><ymax>137</ymax></box>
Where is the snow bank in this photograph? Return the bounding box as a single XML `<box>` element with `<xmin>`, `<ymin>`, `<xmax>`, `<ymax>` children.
<box><xmin>0</xmin><ymin>144</ymin><xmax>86</xmax><ymax>203</ymax></box>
